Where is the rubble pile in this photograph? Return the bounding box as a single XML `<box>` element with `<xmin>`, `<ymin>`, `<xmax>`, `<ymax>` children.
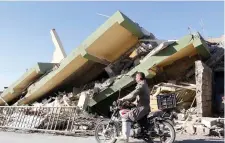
<box><xmin>37</xmin><ymin>113</ymin><xmax>102</xmax><ymax>131</ymax></box>
<box><xmin>150</xmin><ymin>80</ymin><xmax>224</xmax><ymax>137</ymax></box>
<box><xmin>0</xmin><ymin>106</ymin><xmax>103</xmax><ymax>135</ymax></box>
<box><xmin>109</xmin><ymin>41</ymin><xmax>157</xmax><ymax>75</ymax></box>
<box><xmin>31</xmin><ymin>76</ymin><xmax>118</xmax><ymax>108</ymax></box>
<box><xmin>31</xmin><ymin>92</ymin><xmax>77</xmax><ymax>107</ymax></box>
<box><xmin>174</xmin><ymin>107</ymin><xmax>224</xmax><ymax>137</ymax></box>
<box><xmin>150</xmin><ymin>82</ymin><xmax>196</xmax><ymax>112</ymax></box>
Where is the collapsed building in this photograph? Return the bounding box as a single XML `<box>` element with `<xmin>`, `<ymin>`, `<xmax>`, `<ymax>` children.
<box><xmin>0</xmin><ymin>11</ymin><xmax>224</xmax><ymax>136</ymax></box>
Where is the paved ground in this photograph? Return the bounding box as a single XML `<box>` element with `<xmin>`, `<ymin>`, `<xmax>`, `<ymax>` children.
<box><xmin>0</xmin><ymin>131</ymin><xmax>223</xmax><ymax>143</ymax></box>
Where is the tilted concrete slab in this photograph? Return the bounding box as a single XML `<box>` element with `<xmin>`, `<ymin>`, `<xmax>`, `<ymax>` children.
<box><xmin>89</xmin><ymin>33</ymin><xmax>211</xmax><ymax>107</ymax></box>
<box><xmin>17</xmin><ymin>49</ymin><xmax>94</xmax><ymax>105</ymax></box>
<box><xmin>0</xmin><ymin>63</ymin><xmax>55</xmax><ymax>105</ymax></box>
<box><xmin>83</xmin><ymin>11</ymin><xmax>143</xmax><ymax>63</ymax></box>
<box><xmin>16</xmin><ymin>11</ymin><xmax>143</xmax><ymax>105</ymax></box>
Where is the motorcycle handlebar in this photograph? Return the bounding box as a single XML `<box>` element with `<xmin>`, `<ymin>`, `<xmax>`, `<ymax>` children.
<box><xmin>116</xmin><ymin>100</ymin><xmax>136</xmax><ymax>108</ymax></box>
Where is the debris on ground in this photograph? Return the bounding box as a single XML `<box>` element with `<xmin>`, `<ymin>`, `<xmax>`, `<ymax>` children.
<box><xmin>174</xmin><ymin>108</ymin><xmax>224</xmax><ymax>137</ymax></box>
<box><xmin>0</xmin><ymin>106</ymin><xmax>104</xmax><ymax>136</ymax></box>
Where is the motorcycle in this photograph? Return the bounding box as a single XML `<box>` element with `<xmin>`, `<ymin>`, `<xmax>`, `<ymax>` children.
<box><xmin>95</xmin><ymin>100</ymin><xmax>176</xmax><ymax>143</ymax></box>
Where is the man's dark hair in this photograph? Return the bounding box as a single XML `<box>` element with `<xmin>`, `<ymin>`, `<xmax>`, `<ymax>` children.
<box><xmin>136</xmin><ymin>72</ymin><xmax>145</xmax><ymax>80</ymax></box>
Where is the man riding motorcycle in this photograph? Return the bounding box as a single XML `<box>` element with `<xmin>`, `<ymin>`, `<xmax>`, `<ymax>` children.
<box><xmin>117</xmin><ymin>72</ymin><xmax>150</xmax><ymax>142</ymax></box>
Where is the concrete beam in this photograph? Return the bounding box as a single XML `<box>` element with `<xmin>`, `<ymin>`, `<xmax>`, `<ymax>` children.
<box><xmin>80</xmin><ymin>49</ymin><xmax>110</xmax><ymax>65</ymax></box>
<box><xmin>0</xmin><ymin>63</ymin><xmax>55</xmax><ymax>106</ymax></box>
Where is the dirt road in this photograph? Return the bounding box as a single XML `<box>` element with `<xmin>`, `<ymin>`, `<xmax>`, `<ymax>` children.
<box><xmin>0</xmin><ymin>131</ymin><xmax>223</xmax><ymax>143</ymax></box>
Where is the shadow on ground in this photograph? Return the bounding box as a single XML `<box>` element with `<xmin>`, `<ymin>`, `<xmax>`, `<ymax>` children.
<box><xmin>120</xmin><ymin>138</ymin><xmax>224</xmax><ymax>143</ymax></box>
<box><xmin>175</xmin><ymin>139</ymin><xmax>224</xmax><ymax>143</ymax></box>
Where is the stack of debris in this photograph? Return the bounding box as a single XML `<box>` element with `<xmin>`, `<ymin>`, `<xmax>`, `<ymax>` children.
<box><xmin>37</xmin><ymin>112</ymin><xmax>102</xmax><ymax>131</ymax></box>
<box><xmin>150</xmin><ymin>82</ymin><xmax>196</xmax><ymax>112</ymax></box>
<box><xmin>31</xmin><ymin>76</ymin><xmax>117</xmax><ymax>108</ymax></box>
<box><xmin>175</xmin><ymin>109</ymin><xmax>224</xmax><ymax>137</ymax></box>
<box><xmin>32</xmin><ymin>92</ymin><xmax>77</xmax><ymax>107</ymax></box>
<box><xmin>0</xmin><ymin>106</ymin><xmax>103</xmax><ymax>135</ymax></box>
<box><xmin>150</xmin><ymin>80</ymin><xmax>224</xmax><ymax>138</ymax></box>
<box><xmin>106</xmin><ymin>40</ymin><xmax>159</xmax><ymax>77</ymax></box>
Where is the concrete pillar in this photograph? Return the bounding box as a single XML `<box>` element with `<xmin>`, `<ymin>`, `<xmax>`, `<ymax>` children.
<box><xmin>51</xmin><ymin>29</ymin><xmax>67</xmax><ymax>63</ymax></box>
<box><xmin>195</xmin><ymin>60</ymin><xmax>213</xmax><ymax>117</ymax></box>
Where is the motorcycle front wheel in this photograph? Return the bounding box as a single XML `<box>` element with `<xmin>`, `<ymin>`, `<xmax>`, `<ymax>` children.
<box><xmin>94</xmin><ymin>121</ymin><xmax>120</xmax><ymax>143</ymax></box>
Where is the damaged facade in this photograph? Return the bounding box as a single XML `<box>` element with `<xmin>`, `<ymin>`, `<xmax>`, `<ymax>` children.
<box><xmin>0</xmin><ymin>11</ymin><xmax>224</xmax><ymax>136</ymax></box>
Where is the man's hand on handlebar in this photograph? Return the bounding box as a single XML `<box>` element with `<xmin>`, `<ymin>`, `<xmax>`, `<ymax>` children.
<box><xmin>117</xmin><ymin>99</ymin><xmax>130</xmax><ymax>106</ymax></box>
<box><xmin>117</xmin><ymin>99</ymin><xmax>136</xmax><ymax>108</ymax></box>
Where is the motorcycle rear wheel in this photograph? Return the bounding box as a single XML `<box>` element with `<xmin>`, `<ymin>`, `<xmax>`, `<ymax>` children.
<box><xmin>165</xmin><ymin>119</ymin><xmax>175</xmax><ymax>126</ymax></box>
<box><xmin>153</xmin><ymin>121</ymin><xmax>176</xmax><ymax>143</ymax></box>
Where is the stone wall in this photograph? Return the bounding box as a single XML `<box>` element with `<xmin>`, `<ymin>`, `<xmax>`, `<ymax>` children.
<box><xmin>195</xmin><ymin>60</ymin><xmax>213</xmax><ymax>117</ymax></box>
